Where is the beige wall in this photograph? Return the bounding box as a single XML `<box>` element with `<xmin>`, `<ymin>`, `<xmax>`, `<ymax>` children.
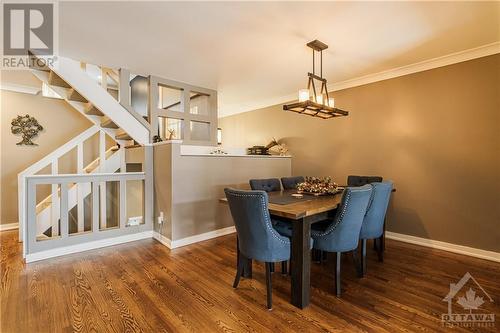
<box><xmin>153</xmin><ymin>142</ymin><xmax>291</xmax><ymax>241</ymax></box>
<box><xmin>1</xmin><ymin>84</ymin><xmax>93</xmax><ymax>224</ymax></box>
<box><xmin>220</xmin><ymin>55</ymin><xmax>500</xmax><ymax>252</ymax></box>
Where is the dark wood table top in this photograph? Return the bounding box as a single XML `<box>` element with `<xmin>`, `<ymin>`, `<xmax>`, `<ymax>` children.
<box><xmin>219</xmin><ymin>190</ymin><xmax>343</xmax><ymax>220</ymax></box>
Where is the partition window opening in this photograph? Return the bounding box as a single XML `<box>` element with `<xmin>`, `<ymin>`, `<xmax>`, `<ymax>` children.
<box><xmin>158</xmin><ymin>116</ymin><xmax>183</xmax><ymax>140</ymax></box>
<box><xmin>189</xmin><ymin>92</ymin><xmax>210</xmax><ymax>115</ymax></box>
<box><xmin>158</xmin><ymin>85</ymin><xmax>184</xmax><ymax>112</ymax></box>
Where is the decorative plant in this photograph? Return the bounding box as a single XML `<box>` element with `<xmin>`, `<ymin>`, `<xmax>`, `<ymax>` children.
<box><xmin>11</xmin><ymin>115</ymin><xmax>43</xmax><ymax>146</ymax></box>
<box><xmin>297</xmin><ymin>176</ymin><xmax>338</xmax><ymax>195</ymax></box>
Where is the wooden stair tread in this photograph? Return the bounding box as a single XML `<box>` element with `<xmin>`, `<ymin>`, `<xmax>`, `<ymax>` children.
<box><xmin>67</xmin><ymin>88</ymin><xmax>87</xmax><ymax>103</ymax></box>
<box><xmin>48</xmin><ymin>71</ymin><xmax>71</xmax><ymax>88</ymax></box>
<box><xmin>101</xmin><ymin>117</ymin><xmax>118</xmax><ymax>129</ymax></box>
<box><xmin>85</xmin><ymin>104</ymin><xmax>104</xmax><ymax>116</ymax></box>
<box><xmin>115</xmin><ymin>132</ymin><xmax>132</xmax><ymax>140</ymax></box>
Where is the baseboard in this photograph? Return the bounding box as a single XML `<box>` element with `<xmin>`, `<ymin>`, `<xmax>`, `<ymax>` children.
<box><xmin>172</xmin><ymin>226</ymin><xmax>236</xmax><ymax>249</ymax></box>
<box><xmin>25</xmin><ymin>231</ymin><xmax>153</xmax><ymax>263</ymax></box>
<box><xmin>153</xmin><ymin>231</ymin><xmax>172</xmax><ymax>248</ymax></box>
<box><xmin>385</xmin><ymin>231</ymin><xmax>500</xmax><ymax>263</ymax></box>
<box><xmin>154</xmin><ymin>226</ymin><xmax>236</xmax><ymax>249</ymax></box>
<box><xmin>0</xmin><ymin>223</ymin><xmax>19</xmax><ymax>232</ymax></box>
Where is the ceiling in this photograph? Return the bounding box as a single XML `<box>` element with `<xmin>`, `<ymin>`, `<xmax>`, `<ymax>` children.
<box><xmin>58</xmin><ymin>1</ymin><xmax>499</xmax><ymax>117</ymax></box>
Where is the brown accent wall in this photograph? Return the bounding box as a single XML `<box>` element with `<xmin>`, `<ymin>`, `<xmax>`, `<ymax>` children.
<box><xmin>219</xmin><ymin>55</ymin><xmax>500</xmax><ymax>252</ymax></box>
<box><xmin>0</xmin><ymin>88</ymin><xmax>93</xmax><ymax>224</ymax></box>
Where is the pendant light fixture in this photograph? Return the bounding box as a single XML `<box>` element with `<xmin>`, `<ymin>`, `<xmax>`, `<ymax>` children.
<box><xmin>283</xmin><ymin>40</ymin><xmax>348</xmax><ymax>119</ymax></box>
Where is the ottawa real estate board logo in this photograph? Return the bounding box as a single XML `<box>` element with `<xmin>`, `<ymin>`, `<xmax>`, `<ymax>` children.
<box><xmin>442</xmin><ymin>272</ymin><xmax>495</xmax><ymax>328</ymax></box>
<box><xmin>2</xmin><ymin>1</ymin><xmax>57</xmax><ymax>69</ymax></box>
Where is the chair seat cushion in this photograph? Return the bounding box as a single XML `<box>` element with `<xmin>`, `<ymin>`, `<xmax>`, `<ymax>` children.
<box><xmin>273</xmin><ymin>221</ymin><xmax>314</xmax><ymax>249</ymax></box>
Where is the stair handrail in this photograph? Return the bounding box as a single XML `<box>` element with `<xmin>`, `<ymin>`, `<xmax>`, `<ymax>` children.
<box><xmin>19</xmin><ymin>125</ymin><xmax>99</xmax><ymax>177</ymax></box>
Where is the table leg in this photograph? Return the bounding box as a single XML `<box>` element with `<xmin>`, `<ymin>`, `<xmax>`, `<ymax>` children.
<box><xmin>291</xmin><ymin>217</ymin><xmax>311</xmax><ymax>309</ymax></box>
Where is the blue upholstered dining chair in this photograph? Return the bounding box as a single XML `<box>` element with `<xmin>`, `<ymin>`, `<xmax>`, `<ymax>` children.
<box><xmin>281</xmin><ymin>176</ymin><xmax>305</xmax><ymax>190</ymax></box>
<box><xmin>224</xmin><ymin>188</ymin><xmax>291</xmax><ymax>309</ymax></box>
<box><xmin>249</xmin><ymin>178</ymin><xmax>281</xmax><ymax>192</ymax></box>
<box><xmin>311</xmin><ymin>185</ymin><xmax>372</xmax><ymax>296</ymax></box>
<box><xmin>359</xmin><ymin>181</ymin><xmax>393</xmax><ymax>276</ymax></box>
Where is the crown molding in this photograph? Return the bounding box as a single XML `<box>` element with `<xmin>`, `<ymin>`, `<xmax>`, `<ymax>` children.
<box><xmin>331</xmin><ymin>42</ymin><xmax>500</xmax><ymax>92</ymax></box>
<box><xmin>219</xmin><ymin>42</ymin><xmax>500</xmax><ymax>118</ymax></box>
<box><xmin>0</xmin><ymin>83</ymin><xmax>41</xmax><ymax>95</ymax></box>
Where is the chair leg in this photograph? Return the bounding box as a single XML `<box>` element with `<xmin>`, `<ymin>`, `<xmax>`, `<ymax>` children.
<box><xmin>233</xmin><ymin>255</ymin><xmax>244</xmax><ymax>288</ymax></box>
<box><xmin>281</xmin><ymin>261</ymin><xmax>287</xmax><ymax>275</ymax></box>
<box><xmin>352</xmin><ymin>245</ymin><xmax>362</xmax><ymax>278</ymax></box>
<box><xmin>265</xmin><ymin>262</ymin><xmax>273</xmax><ymax>310</ymax></box>
<box><xmin>322</xmin><ymin>250</ymin><xmax>328</xmax><ymax>263</ymax></box>
<box><xmin>383</xmin><ymin>217</ymin><xmax>387</xmax><ymax>251</ymax></box>
<box><xmin>377</xmin><ymin>235</ymin><xmax>384</xmax><ymax>262</ymax></box>
<box><xmin>270</xmin><ymin>262</ymin><xmax>275</xmax><ymax>273</ymax></box>
<box><xmin>361</xmin><ymin>239</ymin><xmax>367</xmax><ymax>277</ymax></box>
<box><xmin>335</xmin><ymin>252</ymin><xmax>341</xmax><ymax>297</ymax></box>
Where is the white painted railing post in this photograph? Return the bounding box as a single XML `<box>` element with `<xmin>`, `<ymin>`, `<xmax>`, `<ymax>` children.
<box><xmin>100</xmin><ymin>67</ymin><xmax>108</xmax><ymax>91</ymax></box>
<box><xmin>77</xmin><ymin>143</ymin><xmax>84</xmax><ymax>232</ymax></box>
<box><xmin>120</xmin><ymin>148</ymin><xmax>126</xmax><ymax>173</ymax></box>
<box><xmin>92</xmin><ymin>182</ymin><xmax>99</xmax><ymax>232</ymax></box>
<box><xmin>99</xmin><ymin>131</ymin><xmax>107</xmax><ymax>229</ymax></box>
<box><xmin>120</xmin><ymin>179</ymin><xmax>127</xmax><ymax>229</ymax></box>
<box><xmin>60</xmin><ymin>182</ymin><xmax>69</xmax><ymax>238</ymax></box>
<box><xmin>144</xmin><ymin>145</ymin><xmax>153</xmax><ymax>226</ymax></box>
<box><xmin>51</xmin><ymin>161</ymin><xmax>59</xmax><ymax>236</ymax></box>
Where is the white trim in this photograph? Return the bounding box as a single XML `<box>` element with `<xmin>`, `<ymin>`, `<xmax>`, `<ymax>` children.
<box><xmin>153</xmin><ymin>231</ymin><xmax>172</xmax><ymax>249</ymax></box>
<box><xmin>152</xmin><ymin>140</ymin><xmax>183</xmax><ymax>146</ymax></box>
<box><xmin>0</xmin><ymin>83</ymin><xmax>40</xmax><ymax>95</ymax></box>
<box><xmin>25</xmin><ymin>231</ymin><xmax>153</xmax><ymax>263</ymax></box>
<box><xmin>331</xmin><ymin>42</ymin><xmax>500</xmax><ymax>92</ymax></box>
<box><xmin>0</xmin><ymin>223</ymin><xmax>19</xmax><ymax>232</ymax></box>
<box><xmin>219</xmin><ymin>42</ymin><xmax>500</xmax><ymax>117</ymax></box>
<box><xmin>172</xmin><ymin>226</ymin><xmax>236</xmax><ymax>248</ymax></box>
<box><xmin>385</xmin><ymin>231</ymin><xmax>500</xmax><ymax>263</ymax></box>
<box><xmin>154</xmin><ymin>226</ymin><xmax>236</xmax><ymax>249</ymax></box>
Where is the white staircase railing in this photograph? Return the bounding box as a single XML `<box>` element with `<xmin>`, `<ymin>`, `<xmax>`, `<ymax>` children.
<box><xmin>24</xmin><ymin>172</ymin><xmax>151</xmax><ymax>262</ymax></box>
<box><xmin>18</xmin><ymin>125</ymin><xmax>124</xmax><ymax>241</ymax></box>
<box><xmin>35</xmin><ymin>145</ymin><xmax>122</xmax><ymax>236</ymax></box>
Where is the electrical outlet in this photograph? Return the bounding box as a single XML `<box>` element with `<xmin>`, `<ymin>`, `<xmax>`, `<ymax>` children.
<box><xmin>158</xmin><ymin>211</ymin><xmax>164</xmax><ymax>224</ymax></box>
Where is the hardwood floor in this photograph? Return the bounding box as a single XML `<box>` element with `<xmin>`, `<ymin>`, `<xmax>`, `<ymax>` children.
<box><xmin>1</xmin><ymin>230</ymin><xmax>499</xmax><ymax>332</ymax></box>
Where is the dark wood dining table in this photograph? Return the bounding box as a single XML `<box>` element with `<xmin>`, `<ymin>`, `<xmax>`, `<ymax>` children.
<box><xmin>220</xmin><ymin>190</ymin><xmax>343</xmax><ymax>309</ymax></box>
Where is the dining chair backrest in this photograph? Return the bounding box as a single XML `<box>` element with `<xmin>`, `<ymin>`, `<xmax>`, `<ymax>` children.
<box><xmin>360</xmin><ymin>181</ymin><xmax>393</xmax><ymax>239</ymax></box>
<box><xmin>281</xmin><ymin>176</ymin><xmax>305</xmax><ymax>190</ymax></box>
<box><xmin>347</xmin><ymin>175</ymin><xmax>383</xmax><ymax>187</ymax></box>
<box><xmin>313</xmin><ymin>185</ymin><xmax>372</xmax><ymax>252</ymax></box>
<box><xmin>224</xmin><ymin>188</ymin><xmax>290</xmax><ymax>262</ymax></box>
<box><xmin>249</xmin><ymin>178</ymin><xmax>281</xmax><ymax>192</ymax></box>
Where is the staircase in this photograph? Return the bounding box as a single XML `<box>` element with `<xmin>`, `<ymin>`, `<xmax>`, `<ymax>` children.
<box><xmin>29</xmin><ymin>53</ymin><xmax>150</xmax><ymax>146</ymax></box>
<box><xmin>19</xmin><ymin>53</ymin><xmax>154</xmax><ymax>261</ymax></box>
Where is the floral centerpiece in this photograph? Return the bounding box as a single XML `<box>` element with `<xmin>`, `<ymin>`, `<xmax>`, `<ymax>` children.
<box><xmin>297</xmin><ymin>176</ymin><xmax>339</xmax><ymax>195</ymax></box>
